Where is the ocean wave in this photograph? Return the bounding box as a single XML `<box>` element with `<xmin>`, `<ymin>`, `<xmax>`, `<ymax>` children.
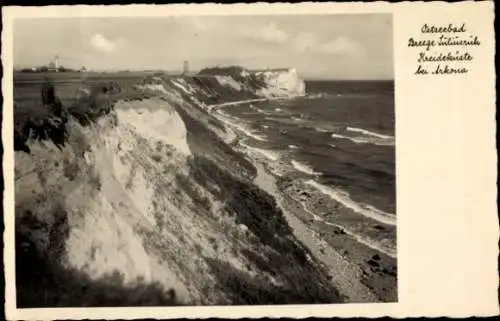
<box><xmin>346</xmin><ymin>127</ymin><xmax>394</xmax><ymax>139</ymax></box>
<box><xmin>264</xmin><ymin>117</ymin><xmax>303</xmax><ymax>126</ymax></box>
<box><xmin>239</xmin><ymin>141</ymin><xmax>280</xmax><ymax>161</ymax></box>
<box><xmin>291</xmin><ymin>160</ymin><xmax>322</xmax><ymax>176</ymax></box>
<box><xmin>306</xmin><ymin>93</ymin><xmax>329</xmax><ymax>99</ymax></box>
<box><xmin>305</xmin><ymin>180</ymin><xmax>396</xmax><ymax>226</ymax></box>
<box><xmin>250</xmin><ymin>105</ymin><xmax>273</xmax><ymax>115</ymax></box>
<box><xmin>288</xmin><ymin>145</ymin><xmax>299</xmax><ymax>149</ymax></box>
<box><xmin>290</xmin><ymin>192</ymin><xmax>396</xmax><ymax>258</ymax></box>
<box><xmin>233</xmin><ymin>124</ymin><xmax>267</xmax><ymax>142</ymax></box>
<box><xmin>322</xmin><ymin>221</ymin><xmax>396</xmax><ymax>258</ymax></box>
<box><xmin>214</xmin><ymin>110</ymin><xmax>267</xmax><ymax>142</ymax></box>
<box><xmin>211</xmin><ymin>98</ymin><xmax>267</xmax><ymax>108</ymax></box>
<box><xmin>331</xmin><ymin>133</ymin><xmax>394</xmax><ymax>146</ymax></box>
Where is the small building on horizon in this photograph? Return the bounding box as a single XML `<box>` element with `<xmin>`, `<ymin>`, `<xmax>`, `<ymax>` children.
<box><xmin>182</xmin><ymin>60</ymin><xmax>189</xmax><ymax>75</ymax></box>
<box><xmin>47</xmin><ymin>55</ymin><xmax>60</xmax><ymax>72</ymax></box>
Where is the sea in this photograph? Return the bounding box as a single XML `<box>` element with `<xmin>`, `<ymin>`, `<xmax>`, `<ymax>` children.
<box><xmin>217</xmin><ymin>80</ymin><xmax>396</xmax><ymax>225</ymax></box>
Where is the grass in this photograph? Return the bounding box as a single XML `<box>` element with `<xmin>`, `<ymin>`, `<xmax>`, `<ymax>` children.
<box><xmin>188</xmin><ymin>155</ymin><xmax>342</xmax><ymax>304</ymax></box>
<box><xmin>88</xmin><ymin>166</ymin><xmax>102</xmax><ymax>191</ymax></box>
<box><xmin>14</xmin><ymin>68</ymin><xmax>343</xmax><ymax>305</ymax></box>
<box><xmin>62</xmin><ymin>158</ymin><xmax>79</xmax><ymax>181</ymax></box>
<box><xmin>170</xmin><ymin>99</ymin><xmax>256</xmax><ymax>179</ymax></box>
<box><xmin>175</xmin><ymin>173</ymin><xmax>212</xmax><ymax>213</ymax></box>
<box><xmin>166</xmin><ymin>96</ymin><xmax>341</xmax><ymax>303</ymax></box>
<box><xmin>14</xmin><ymin>72</ymin><xmax>152</xmax><ymax>154</ymax></box>
<box><xmin>205</xmin><ymin>256</ymin><xmax>337</xmax><ymax>305</ymax></box>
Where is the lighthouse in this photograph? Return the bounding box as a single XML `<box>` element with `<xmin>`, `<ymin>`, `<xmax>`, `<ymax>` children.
<box><xmin>182</xmin><ymin>60</ymin><xmax>189</xmax><ymax>75</ymax></box>
<box><xmin>48</xmin><ymin>55</ymin><xmax>60</xmax><ymax>72</ymax></box>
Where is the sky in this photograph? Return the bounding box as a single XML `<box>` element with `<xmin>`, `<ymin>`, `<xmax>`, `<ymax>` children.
<box><xmin>14</xmin><ymin>15</ymin><xmax>393</xmax><ymax>80</ymax></box>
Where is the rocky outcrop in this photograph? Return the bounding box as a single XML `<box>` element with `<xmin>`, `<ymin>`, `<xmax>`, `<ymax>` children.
<box><xmin>205</xmin><ymin>66</ymin><xmax>305</xmax><ymax>96</ymax></box>
<box><xmin>254</xmin><ymin>68</ymin><xmax>306</xmax><ymax>98</ymax></box>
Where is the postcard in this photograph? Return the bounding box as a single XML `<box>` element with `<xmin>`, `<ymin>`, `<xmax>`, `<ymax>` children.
<box><xmin>2</xmin><ymin>2</ymin><xmax>497</xmax><ymax>319</ymax></box>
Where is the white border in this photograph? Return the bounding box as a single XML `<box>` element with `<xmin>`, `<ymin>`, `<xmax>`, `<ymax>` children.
<box><xmin>2</xmin><ymin>2</ymin><xmax>498</xmax><ymax>319</ymax></box>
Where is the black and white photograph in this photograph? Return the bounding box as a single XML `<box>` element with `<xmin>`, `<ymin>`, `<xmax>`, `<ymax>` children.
<box><xmin>11</xmin><ymin>12</ymin><xmax>397</xmax><ymax>307</ymax></box>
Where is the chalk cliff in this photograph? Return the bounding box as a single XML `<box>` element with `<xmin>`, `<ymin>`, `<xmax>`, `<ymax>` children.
<box><xmin>14</xmin><ymin>67</ymin><xmax>343</xmax><ymax>307</ymax></box>
<box><xmin>254</xmin><ymin>68</ymin><xmax>306</xmax><ymax>98</ymax></box>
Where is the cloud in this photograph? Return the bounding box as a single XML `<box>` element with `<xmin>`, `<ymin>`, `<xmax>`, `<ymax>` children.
<box><xmin>90</xmin><ymin>33</ymin><xmax>116</xmax><ymax>53</ymax></box>
<box><xmin>319</xmin><ymin>37</ymin><xmax>364</xmax><ymax>55</ymax></box>
<box><xmin>241</xmin><ymin>22</ymin><xmax>290</xmax><ymax>44</ymax></box>
<box><xmin>292</xmin><ymin>32</ymin><xmax>319</xmax><ymax>52</ymax></box>
<box><xmin>292</xmin><ymin>32</ymin><xmax>363</xmax><ymax>56</ymax></box>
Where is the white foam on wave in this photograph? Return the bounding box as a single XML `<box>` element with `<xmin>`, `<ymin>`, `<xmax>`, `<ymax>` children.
<box><xmin>275</xmin><ymin>108</ymin><xmax>282</xmax><ymax>112</ymax></box>
<box><xmin>322</xmin><ymin>221</ymin><xmax>396</xmax><ymax>258</ymax></box>
<box><xmin>331</xmin><ymin>133</ymin><xmax>364</xmax><ymax>143</ymax></box>
<box><xmin>234</xmin><ymin>125</ymin><xmax>267</xmax><ymax>142</ymax></box>
<box><xmin>331</xmin><ymin>133</ymin><xmax>394</xmax><ymax>146</ymax></box>
<box><xmin>306</xmin><ymin>180</ymin><xmax>396</xmax><ymax>226</ymax></box>
<box><xmin>214</xmin><ymin>110</ymin><xmax>267</xmax><ymax>142</ymax></box>
<box><xmin>316</xmin><ymin>128</ymin><xmax>329</xmax><ymax>133</ymax></box>
<box><xmin>211</xmin><ymin>98</ymin><xmax>267</xmax><ymax>108</ymax></box>
<box><xmin>307</xmin><ymin>93</ymin><xmax>328</xmax><ymax>99</ymax></box>
<box><xmin>346</xmin><ymin>127</ymin><xmax>394</xmax><ymax>139</ymax></box>
<box><xmin>288</xmin><ymin>145</ymin><xmax>299</xmax><ymax>149</ymax></box>
<box><xmin>290</xmin><ymin>192</ymin><xmax>396</xmax><ymax>258</ymax></box>
<box><xmin>291</xmin><ymin>160</ymin><xmax>321</xmax><ymax>176</ymax></box>
<box><xmin>256</xmin><ymin>108</ymin><xmax>272</xmax><ymax>114</ymax></box>
<box><xmin>239</xmin><ymin>141</ymin><xmax>280</xmax><ymax>161</ymax></box>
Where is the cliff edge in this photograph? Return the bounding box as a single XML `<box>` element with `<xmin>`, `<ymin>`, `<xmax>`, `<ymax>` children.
<box><xmin>13</xmin><ymin>67</ymin><xmax>345</xmax><ymax>307</ymax></box>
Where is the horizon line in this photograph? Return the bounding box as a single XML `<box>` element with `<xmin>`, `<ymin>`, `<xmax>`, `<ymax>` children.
<box><xmin>13</xmin><ymin>67</ymin><xmax>394</xmax><ymax>82</ymax></box>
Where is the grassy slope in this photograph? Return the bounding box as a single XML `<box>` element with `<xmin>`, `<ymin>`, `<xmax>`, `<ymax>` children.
<box><xmin>169</xmin><ymin>86</ymin><xmax>342</xmax><ymax>304</ymax></box>
<box><xmin>14</xmin><ymin>73</ymin><xmax>181</xmax><ymax>307</ymax></box>
<box><xmin>14</xmin><ymin>71</ymin><xmax>342</xmax><ymax>306</ymax></box>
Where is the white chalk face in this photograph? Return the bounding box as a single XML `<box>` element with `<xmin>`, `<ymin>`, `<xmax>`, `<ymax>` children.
<box><xmin>10</xmin><ymin>6</ymin><xmax>396</xmax><ymax>313</ymax></box>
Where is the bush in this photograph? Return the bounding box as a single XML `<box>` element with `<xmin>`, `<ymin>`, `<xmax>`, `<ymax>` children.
<box><xmin>151</xmin><ymin>154</ymin><xmax>162</xmax><ymax>162</ymax></box>
<box><xmin>71</xmin><ymin>129</ymin><xmax>91</xmax><ymax>158</ymax></box>
<box><xmin>175</xmin><ymin>174</ymin><xmax>212</xmax><ymax>212</ymax></box>
<box><xmin>88</xmin><ymin>168</ymin><xmax>102</xmax><ymax>191</ymax></box>
<box><xmin>205</xmin><ymin>257</ymin><xmax>341</xmax><ymax>305</ymax></box>
<box><xmin>188</xmin><ymin>155</ymin><xmax>341</xmax><ymax>303</ymax></box>
<box><xmin>63</xmin><ymin>158</ymin><xmax>79</xmax><ymax>181</ymax></box>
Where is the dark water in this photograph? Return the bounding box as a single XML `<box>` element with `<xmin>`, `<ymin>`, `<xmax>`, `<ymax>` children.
<box><xmin>221</xmin><ymin>80</ymin><xmax>395</xmax><ymax>214</ymax></box>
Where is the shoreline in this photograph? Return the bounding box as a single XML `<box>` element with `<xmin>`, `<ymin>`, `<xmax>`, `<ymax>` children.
<box><xmin>214</xmin><ymin>104</ymin><xmax>398</xmax><ymax>301</ymax></box>
<box><xmin>252</xmin><ymin>161</ymin><xmax>380</xmax><ymax>303</ymax></box>
<box><xmin>208</xmin><ymin>98</ymin><xmax>268</xmax><ymax>109</ymax></box>
<box><xmin>207</xmin><ymin>94</ymin><xmax>305</xmax><ymax>110</ymax></box>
